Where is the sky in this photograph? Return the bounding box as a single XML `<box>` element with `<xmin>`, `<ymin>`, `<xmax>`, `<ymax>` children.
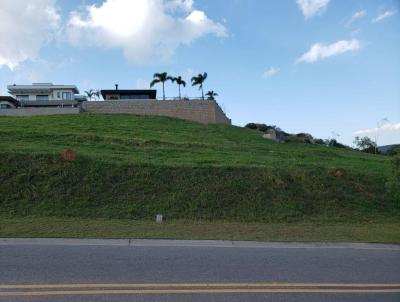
<box><xmin>0</xmin><ymin>0</ymin><xmax>399</xmax><ymax>146</ymax></box>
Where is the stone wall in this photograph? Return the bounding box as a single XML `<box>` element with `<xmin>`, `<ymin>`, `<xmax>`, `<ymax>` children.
<box><xmin>0</xmin><ymin>107</ymin><xmax>80</xmax><ymax>116</ymax></box>
<box><xmin>213</xmin><ymin>102</ymin><xmax>231</xmax><ymax>125</ymax></box>
<box><xmin>0</xmin><ymin>100</ymin><xmax>231</xmax><ymax>124</ymax></box>
<box><xmin>81</xmin><ymin>100</ymin><xmax>231</xmax><ymax>124</ymax></box>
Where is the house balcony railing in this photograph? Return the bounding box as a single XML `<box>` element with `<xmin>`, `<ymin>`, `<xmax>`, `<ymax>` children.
<box><xmin>156</xmin><ymin>97</ymin><xmax>213</xmax><ymax>101</ymax></box>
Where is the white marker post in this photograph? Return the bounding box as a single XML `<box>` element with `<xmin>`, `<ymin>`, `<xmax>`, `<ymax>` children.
<box><xmin>156</xmin><ymin>214</ymin><xmax>163</xmax><ymax>223</ymax></box>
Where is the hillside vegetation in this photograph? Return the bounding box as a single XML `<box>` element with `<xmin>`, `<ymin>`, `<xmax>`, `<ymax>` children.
<box><xmin>0</xmin><ymin>114</ymin><xmax>397</xmax><ymax>223</ymax></box>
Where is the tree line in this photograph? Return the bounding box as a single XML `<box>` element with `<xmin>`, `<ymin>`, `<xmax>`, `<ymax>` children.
<box><xmin>84</xmin><ymin>72</ymin><xmax>219</xmax><ymax>101</ymax></box>
<box><xmin>150</xmin><ymin>72</ymin><xmax>217</xmax><ymax>101</ymax></box>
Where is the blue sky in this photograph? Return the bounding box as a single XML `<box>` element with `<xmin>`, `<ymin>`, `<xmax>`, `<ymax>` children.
<box><xmin>0</xmin><ymin>0</ymin><xmax>399</xmax><ymax>145</ymax></box>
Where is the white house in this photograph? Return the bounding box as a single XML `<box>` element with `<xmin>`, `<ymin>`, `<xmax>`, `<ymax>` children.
<box><xmin>7</xmin><ymin>83</ymin><xmax>79</xmax><ymax>107</ymax></box>
<box><xmin>0</xmin><ymin>96</ymin><xmax>18</xmax><ymax>109</ymax></box>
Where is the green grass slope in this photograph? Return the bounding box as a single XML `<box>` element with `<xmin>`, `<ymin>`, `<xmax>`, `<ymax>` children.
<box><xmin>0</xmin><ymin>114</ymin><xmax>397</xmax><ymax>222</ymax></box>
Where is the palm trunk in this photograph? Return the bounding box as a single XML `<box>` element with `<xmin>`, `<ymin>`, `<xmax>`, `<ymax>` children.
<box><xmin>162</xmin><ymin>82</ymin><xmax>165</xmax><ymax>101</ymax></box>
<box><xmin>178</xmin><ymin>85</ymin><xmax>181</xmax><ymax>100</ymax></box>
<box><xmin>201</xmin><ymin>86</ymin><xmax>204</xmax><ymax>100</ymax></box>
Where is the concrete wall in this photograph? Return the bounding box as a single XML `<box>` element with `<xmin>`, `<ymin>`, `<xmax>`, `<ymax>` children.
<box><xmin>213</xmin><ymin>102</ymin><xmax>231</xmax><ymax>125</ymax></box>
<box><xmin>81</xmin><ymin>100</ymin><xmax>231</xmax><ymax>124</ymax></box>
<box><xmin>0</xmin><ymin>107</ymin><xmax>80</xmax><ymax>116</ymax></box>
<box><xmin>0</xmin><ymin>100</ymin><xmax>231</xmax><ymax>124</ymax></box>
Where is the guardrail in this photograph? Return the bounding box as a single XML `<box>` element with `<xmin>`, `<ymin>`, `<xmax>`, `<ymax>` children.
<box><xmin>156</xmin><ymin>97</ymin><xmax>211</xmax><ymax>101</ymax></box>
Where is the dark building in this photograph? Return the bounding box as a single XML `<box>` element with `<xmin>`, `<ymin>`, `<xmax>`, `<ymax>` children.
<box><xmin>101</xmin><ymin>85</ymin><xmax>156</xmax><ymax>100</ymax></box>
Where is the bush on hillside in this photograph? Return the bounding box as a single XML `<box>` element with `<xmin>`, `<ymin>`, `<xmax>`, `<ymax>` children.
<box><xmin>387</xmin><ymin>146</ymin><xmax>400</xmax><ymax>156</ymax></box>
<box><xmin>245</xmin><ymin>122</ymin><xmax>351</xmax><ymax>147</ymax></box>
<box><xmin>245</xmin><ymin>123</ymin><xmax>277</xmax><ymax>132</ymax></box>
<box><xmin>326</xmin><ymin>139</ymin><xmax>349</xmax><ymax>149</ymax></box>
<box><xmin>386</xmin><ymin>155</ymin><xmax>400</xmax><ymax>203</ymax></box>
<box><xmin>314</xmin><ymin>138</ymin><xmax>325</xmax><ymax>145</ymax></box>
<box><xmin>245</xmin><ymin>123</ymin><xmax>258</xmax><ymax>130</ymax></box>
<box><xmin>257</xmin><ymin>124</ymin><xmax>271</xmax><ymax>132</ymax></box>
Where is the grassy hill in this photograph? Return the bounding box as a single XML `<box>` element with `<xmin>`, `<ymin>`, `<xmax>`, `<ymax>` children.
<box><xmin>0</xmin><ymin>114</ymin><xmax>398</xmax><ymax>224</ymax></box>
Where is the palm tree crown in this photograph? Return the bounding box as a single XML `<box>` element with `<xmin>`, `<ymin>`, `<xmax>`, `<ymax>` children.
<box><xmin>84</xmin><ymin>89</ymin><xmax>95</xmax><ymax>101</ymax></box>
<box><xmin>93</xmin><ymin>90</ymin><xmax>100</xmax><ymax>100</ymax></box>
<box><xmin>150</xmin><ymin>72</ymin><xmax>174</xmax><ymax>100</ymax></box>
<box><xmin>191</xmin><ymin>72</ymin><xmax>207</xmax><ymax>100</ymax></box>
<box><xmin>205</xmin><ymin>90</ymin><xmax>218</xmax><ymax>101</ymax></box>
<box><xmin>172</xmin><ymin>76</ymin><xmax>186</xmax><ymax>100</ymax></box>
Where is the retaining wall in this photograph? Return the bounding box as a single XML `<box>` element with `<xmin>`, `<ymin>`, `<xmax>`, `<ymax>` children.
<box><xmin>81</xmin><ymin>100</ymin><xmax>231</xmax><ymax>124</ymax></box>
<box><xmin>0</xmin><ymin>107</ymin><xmax>80</xmax><ymax>116</ymax></box>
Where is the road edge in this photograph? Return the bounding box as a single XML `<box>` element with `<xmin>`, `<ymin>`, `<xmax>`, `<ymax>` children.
<box><xmin>1</xmin><ymin>238</ymin><xmax>399</xmax><ymax>250</ymax></box>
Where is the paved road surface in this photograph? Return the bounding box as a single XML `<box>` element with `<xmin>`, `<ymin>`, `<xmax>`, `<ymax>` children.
<box><xmin>1</xmin><ymin>239</ymin><xmax>399</xmax><ymax>301</ymax></box>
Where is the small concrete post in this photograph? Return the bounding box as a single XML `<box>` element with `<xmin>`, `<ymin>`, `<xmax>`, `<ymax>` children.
<box><xmin>156</xmin><ymin>214</ymin><xmax>163</xmax><ymax>223</ymax></box>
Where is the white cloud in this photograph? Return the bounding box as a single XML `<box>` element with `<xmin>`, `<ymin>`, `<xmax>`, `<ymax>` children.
<box><xmin>296</xmin><ymin>39</ymin><xmax>361</xmax><ymax>64</ymax></box>
<box><xmin>296</xmin><ymin>0</ymin><xmax>330</xmax><ymax>19</ymax></box>
<box><xmin>262</xmin><ymin>67</ymin><xmax>279</xmax><ymax>78</ymax></box>
<box><xmin>371</xmin><ymin>10</ymin><xmax>397</xmax><ymax>23</ymax></box>
<box><xmin>347</xmin><ymin>10</ymin><xmax>367</xmax><ymax>26</ymax></box>
<box><xmin>353</xmin><ymin>122</ymin><xmax>400</xmax><ymax>136</ymax></box>
<box><xmin>165</xmin><ymin>0</ymin><xmax>194</xmax><ymax>12</ymax></box>
<box><xmin>0</xmin><ymin>0</ymin><xmax>60</xmax><ymax>70</ymax></box>
<box><xmin>66</xmin><ymin>0</ymin><xmax>226</xmax><ymax>64</ymax></box>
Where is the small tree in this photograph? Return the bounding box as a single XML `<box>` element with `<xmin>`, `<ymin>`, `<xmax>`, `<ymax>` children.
<box><xmin>172</xmin><ymin>76</ymin><xmax>186</xmax><ymax>100</ymax></box>
<box><xmin>191</xmin><ymin>72</ymin><xmax>208</xmax><ymax>100</ymax></box>
<box><xmin>354</xmin><ymin>136</ymin><xmax>377</xmax><ymax>153</ymax></box>
<box><xmin>94</xmin><ymin>90</ymin><xmax>100</xmax><ymax>101</ymax></box>
<box><xmin>205</xmin><ymin>91</ymin><xmax>218</xmax><ymax>100</ymax></box>
<box><xmin>84</xmin><ymin>89</ymin><xmax>95</xmax><ymax>101</ymax></box>
<box><xmin>150</xmin><ymin>72</ymin><xmax>174</xmax><ymax>101</ymax></box>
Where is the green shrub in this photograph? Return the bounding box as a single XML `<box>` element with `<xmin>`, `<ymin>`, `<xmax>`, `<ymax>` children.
<box><xmin>386</xmin><ymin>155</ymin><xmax>400</xmax><ymax>202</ymax></box>
<box><xmin>245</xmin><ymin>123</ymin><xmax>258</xmax><ymax>130</ymax></box>
<box><xmin>387</xmin><ymin>146</ymin><xmax>400</xmax><ymax>156</ymax></box>
<box><xmin>327</xmin><ymin>139</ymin><xmax>349</xmax><ymax>149</ymax></box>
<box><xmin>257</xmin><ymin>124</ymin><xmax>270</xmax><ymax>132</ymax></box>
<box><xmin>245</xmin><ymin>123</ymin><xmax>277</xmax><ymax>133</ymax></box>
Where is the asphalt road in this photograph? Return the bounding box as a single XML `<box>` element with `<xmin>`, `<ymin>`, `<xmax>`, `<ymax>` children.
<box><xmin>1</xmin><ymin>239</ymin><xmax>399</xmax><ymax>301</ymax></box>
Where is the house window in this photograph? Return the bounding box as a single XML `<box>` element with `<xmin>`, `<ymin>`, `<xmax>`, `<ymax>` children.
<box><xmin>62</xmin><ymin>92</ymin><xmax>72</xmax><ymax>100</ymax></box>
<box><xmin>57</xmin><ymin>92</ymin><xmax>61</xmax><ymax>98</ymax></box>
<box><xmin>16</xmin><ymin>95</ymin><xmax>29</xmax><ymax>101</ymax></box>
<box><xmin>108</xmin><ymin>95</ymin><xmax>120</xmax><ymax>100</ymax></box>
<box><xmin>36</xmin><ymin>95</ymin><xmax>49</xmax><ymax>101</ymax></box>
<box><xmin>0</xmin><ymin>104</ymin><xmax>11</xmax><ymax>109</ymax></box>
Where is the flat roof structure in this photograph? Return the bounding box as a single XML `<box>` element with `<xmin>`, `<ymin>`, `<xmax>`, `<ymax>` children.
<box><xmin>7</xmin><ymin>83</ymin><xmax>79</xmax><ymax>94</ymax></box>
<box><xmin>101</xmin><ymin>88</ymin><xmax>157</xmax><ymax>100</ymax></box>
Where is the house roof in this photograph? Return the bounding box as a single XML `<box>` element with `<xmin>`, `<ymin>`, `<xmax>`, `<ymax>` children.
<box><xmin>100</xmin><ymin>89</ymin><xmax>157</xmax><ymax>99</ymax></box>
<box><xmin>7</xmin><ymin>83</ymin><xmax>79</xmax><ymax>94</ymax></box>
<box><xmin>0</xmin><ymin>96</ymin><xmax>19</xmax><ymax>106</ymax></box>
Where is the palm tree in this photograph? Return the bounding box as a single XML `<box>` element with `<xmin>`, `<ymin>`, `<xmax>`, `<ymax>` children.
<box><xmin>172</xmin><ymin>76</ymin><xmax>186</xmax><ymax>100</ymax></box>
<box><xmin>94</xmin><ymin>90</ymin><xmax>100</xmax><ymax>101</ymax></box>
<box><xmin>84</xmin><ymin>89</ymin><xmax>95</xmax><ymax>101</ymax></box>
<box><xmin>191</xmin><ymin>72</ymin><xmax>207</xmax><ymax>100</ymax></box>
<box><xmin>150</xmin><ymin>72</ymin><xmax>174</xmax><ymax>100</ymax></box>
<box><xmin>205</xmin><ymin>90</ymin><xmax>218</xmax><ymax>101</ymax></box>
